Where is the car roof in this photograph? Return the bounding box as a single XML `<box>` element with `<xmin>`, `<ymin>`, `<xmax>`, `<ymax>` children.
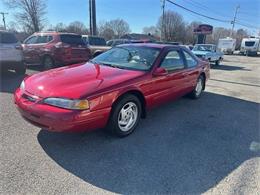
<box><xmin>82</xmin><ymin>35</ymin><xmax>104</xmax><ymax>38</ymax></box>
<box><xmin>195</xmin><ymin>44</ymin><xmax>215</xmax><ymax>46</ymax></box>
<box><xmin>33</xmin><ymin>32</ymin><xmax>79</xmax><ymax>36</ymax></box>
<box><xmin>117</xmin><ymin>43</ymin><xmax>187</xmax><ymax>50</ymax></box>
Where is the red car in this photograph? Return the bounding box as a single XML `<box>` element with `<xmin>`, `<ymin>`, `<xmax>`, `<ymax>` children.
<box><xmin>22</xmin><ymin>32</ymin><xmax>91</xmax><ymax>69</ymax></box>
<box><xmin>14</xmin><ymin>44</ymin><xmax>210</xmax><ymax>137</ymax></box>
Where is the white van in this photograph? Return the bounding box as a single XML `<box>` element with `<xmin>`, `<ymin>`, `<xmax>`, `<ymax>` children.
<box><xmin>0</xmin><ymin>30</ymin><xmax>25</xmax><ymax>74</ymax></box>
<box><xmin>240</xmin><ymin>37</ymin><xmax>260</xmax><ymax>56</ymax></box>
<box><xmin>217</xmin><ymin>37</ymin><xmax>236</xmax><ymax>54</ymax></box>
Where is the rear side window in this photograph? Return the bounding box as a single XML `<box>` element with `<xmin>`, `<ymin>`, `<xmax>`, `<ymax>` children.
<box><xmin>161</xmin><ymin>50</ymin><xmax>184</xmax><ymax>72</ymax></box>
<box><xmin>0</xmin><ymin>32</ymin><xmax>18</xmax><ymax>44</ymax></box>
<box><xmin>36</xmin><ymin>35</ymin><xmax>53</xmax><ymax>44</ymax></box>
<box><xmin>60</xmin><ymin>34</ymin><xmax>85</xmax><ymax>45</ymax></box>
<box><xmin>183</xmin><ymin>51</ymin><xmax>197</xmax><ymax>68</ymax></box>
<box><xmin>88</xmin><ymin>37</ymin><xmax>106</xmax><ymax>46</ymax></box>
<box><xmin>24</xmin><ymin>36</ymin><xmax>37</xmax><ymax>44</ymax></box>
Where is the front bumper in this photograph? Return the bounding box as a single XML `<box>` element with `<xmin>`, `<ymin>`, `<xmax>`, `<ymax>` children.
<box><xmin>14</xmin><ymin>88</ymin><xmax>111</xmax><ymax>132</ymax></box>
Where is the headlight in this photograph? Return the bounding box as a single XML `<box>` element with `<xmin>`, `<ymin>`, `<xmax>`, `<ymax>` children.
<box><xmin>20</xmin><ymin>80</ymin><xmax>25</xmax><ymax>92</ymax></box>
<box><xmin>43</xmin><ymin>98</ymin><xmax>89</xmax><ymax>110</ymax></box>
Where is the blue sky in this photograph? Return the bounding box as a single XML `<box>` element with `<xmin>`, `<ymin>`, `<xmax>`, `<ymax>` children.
<box><xmin>0</xmin><ymin>0</ymin><xmax>259</xmax><ymax>35</ymax></box>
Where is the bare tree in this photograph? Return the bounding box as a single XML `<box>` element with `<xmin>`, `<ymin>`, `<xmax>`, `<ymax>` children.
<box><xmin>53</xmin><ymin>23</ymin><xmax>67</xmax><ymax>32</ymax></box>
<box><xmin>236</xmin><ymin>28</ymin><xmax>248</xmax><ymax>49</ymax></box>
<box><xmin>142</xmin><ymin>26</ymin><xmax>160</xmax><ymax>37</ymax></box>
<box><xmin>157</xmin><ymin>10</ymin><xmax>186</xmax><ymax>42</ymax></box>
<box><xmin>3</xmin><ymin>0</ymin><xmax>46</xmax><ymax>33</ymax></box>
<box><xmin>184</xmin><ymin>21</ymin><xmax>201</xmax><ymax>45</ymax></box>
<box><xmin>206</xmin><ymin>27</ymin><xmax>231</xmax><ymax>44</ymax></box>
<box><xmin>98</xmin><ymin>19</ymin><xmax>130</xmax><ymax>40</ymax></box>
<box><xmin>66</xmin><ymin>21</ymin><xmax>88</xmax><ymax>34</ymax></box>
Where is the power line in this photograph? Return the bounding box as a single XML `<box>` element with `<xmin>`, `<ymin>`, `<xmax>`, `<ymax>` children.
<box><xmin>165</xmin><ymin>0</ymin><xmax>231</xmax><ymax>23</ymax></box>
<box><xmin>187</xmin><ymin>0</ymin><xmax>233</xmax><ymax>19</ymax></box>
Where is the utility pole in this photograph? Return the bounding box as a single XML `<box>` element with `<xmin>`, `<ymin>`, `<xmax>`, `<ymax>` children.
<box><xmin>161</xmin><ymin>0</ymin><xmax>166</xmax><ymax>41</ymax></box>
<box><xmin>0</xmin><ymin>12</ymin><xmax>8</xmax><ymax>30</ymax></box>
<box><xmin>89</xmin><ymin>0</ymin><xmax>97</xmax><ymax>36</ymax></box>
<box><xmin>230</xmin><ymin>5</ymin><xmax>240</xmax><ymax>37</ymax></box>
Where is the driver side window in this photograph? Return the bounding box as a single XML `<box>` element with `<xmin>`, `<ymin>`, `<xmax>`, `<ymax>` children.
<box><xmin>24</xmin><ymin>36</ymin><xmax>37</xmax><ymax>44</ymax></box>
<box><xmin>161</xmin><ymin>50</ymin><xmax>184</xmax><ymax>72</ymax></box>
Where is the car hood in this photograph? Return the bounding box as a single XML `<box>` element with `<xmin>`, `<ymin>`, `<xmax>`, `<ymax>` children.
<box><xmin>24</xmin><ymin>62</ymin><xmax>145</xmax><ymax>99</ymax></box>
<box><xmin>192</xmin><ymin>50</ymin><xmax>211</xmax><ymax>55</ymax></box>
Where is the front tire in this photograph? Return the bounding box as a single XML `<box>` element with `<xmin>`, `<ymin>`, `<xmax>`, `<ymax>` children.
<box><xmin>215</xmin><ymin>59</ymin><xmax>220</xmax><ymax>66</ymax></box>
<box><xmin>189</xmin><ymin>75</ymin><xmax>205</xmax><ymax>99</ymax></box>
<box><xmin>107</xmin><ymin>94</ymin><xmax>142</xmax><ymax>137</ymax></box>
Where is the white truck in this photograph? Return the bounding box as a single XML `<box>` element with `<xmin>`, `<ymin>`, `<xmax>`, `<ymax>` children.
<box><xmin>217</xmin><ymin>37</ymin><xmax>236</xmax><ymax>54</ymax></box>
<box><xmin>240</xmin><ymin>37</ymin><xmax>260</xmax><ymax>56</ymax></box>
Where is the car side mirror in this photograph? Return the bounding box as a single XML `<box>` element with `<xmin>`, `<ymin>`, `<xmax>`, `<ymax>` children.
<box><xmin>153</xmin><ymin>67</ymin><xmax>168</xmax><ymax>76</ymax></box>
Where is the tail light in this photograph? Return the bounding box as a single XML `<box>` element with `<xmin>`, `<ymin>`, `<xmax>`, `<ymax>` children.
<box><xmin>54</xmin><ymin>42</ymin><xmax>70</xmax><ymax>49</ymax></box>
<box><xmin>54</xmin><ymin>42</ymin><xmax>71</xmax><ymax>54</ymax></box>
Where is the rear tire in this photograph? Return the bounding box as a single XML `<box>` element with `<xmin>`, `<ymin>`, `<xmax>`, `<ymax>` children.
<box><xmin>189</xmin><ymin>75</ymin><xmax>205</xmax><ymax>99</ymax></box>
<box><xmin>15</xmin><ymin>62</ymin><xmax>26</xmax><ymax>75</ymax></box>
<box><xmin>43</xmin><ymin>56</ymin><xmax>54</xmax><ymax>70</ymax></box>
<box><xmin>107</xmin><ymin>94</ymin><xmax>141</xmax><ymax>137</ymax></box>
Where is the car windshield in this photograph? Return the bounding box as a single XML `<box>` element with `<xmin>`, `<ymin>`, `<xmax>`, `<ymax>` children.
<box><xmin>91</xmin><ymin>46</ymin><xmax>161</xmax><ymax>71</ymax></box>
<box><xmin>193</xmin><ymin>45</ymin><xmax>213</xmax><ymax>52</ymax></box>
<box><xmin>245</xmin><ymin>41</ymin><xmax>255</xmax><ymax>47</ymax></box>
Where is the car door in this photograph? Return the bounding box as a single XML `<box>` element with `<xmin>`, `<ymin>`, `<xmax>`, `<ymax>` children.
<box><xmin>33</xmin><ymin>35</ymin><xmax>51</xmax><ymax>64</ymax></box>
<box><xmin>149</xmin><ymin>49</ymin><xmax>187</xmax><ymax>107</ymax></box>
<box><xmin>23</xmin><ymin>36</ymin><xmax>38</xmax><ymax>64</ymax></box>
<box><xmin>182</xmin><ymin>50</ymin><xmax>200</xmax><ymax>92</ymax></box>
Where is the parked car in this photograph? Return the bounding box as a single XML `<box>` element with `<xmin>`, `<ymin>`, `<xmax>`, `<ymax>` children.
<box><xmin>0</xmin><ymin>30</ymin><xmax>26</xmax><ymax>74</ymax></box>
<box><xmin>192</xmin><ymin>44</ymin><xmax>223</xmax><ymax>65</ymax></box>
<box><xmin>22</xmin><ymin>32</ymin><xmax>91</xmax><ymax>69</ymax></box>
<box><xmin>106</xmin><ymin>39</ymin><xmax>131</xmax><ymax>47</ymax></box>
<box><xmin>82</xmin><ymin>35</ymin><xmax>111</xmax><ymax>57</ymax></box>
<box><xmin>240</xmin><ymin>37</ymin><xmax>260</xmax><ymax>56</ymax></box>
<box><xmin>14</xmin><ymin>43</ymin><xmax>210</xmax><ymax>137</ymax></box>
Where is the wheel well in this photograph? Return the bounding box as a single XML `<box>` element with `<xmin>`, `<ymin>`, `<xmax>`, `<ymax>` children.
<box><xmin>42</xmin><ymin>54</ymin><xmax>53</xmax><ymax>63</ymax></box>
<box><xmin>113</xmin><ymin>90</ymin><xmax>147</xmax><ymax>118</ymax></box>
<box><xmin>200</xmin><ymin>72</ymin><xmax>206</xmax><ymax>90</ymax></box>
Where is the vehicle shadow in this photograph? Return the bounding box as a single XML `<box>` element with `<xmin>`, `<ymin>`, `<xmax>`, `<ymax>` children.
<box><xmin>0</xmin><ymin>70</ymin><xmax>27</xmax><ymax>93</ymax></box>
<box><xmin>211</xmin><ymin>64</ymin><xmax>250</xmax><ymax>71</ymax></box>
<box><xmin>37</xmin><ymin>92</ymin><xmax>259</xmax><ymax>194</ymax></box>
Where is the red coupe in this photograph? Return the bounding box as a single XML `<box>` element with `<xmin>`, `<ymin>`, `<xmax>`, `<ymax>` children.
<box><xmin>14</xmin><ymin>44</ymin><xmax>210</xmax><ymax>137</ymax></box>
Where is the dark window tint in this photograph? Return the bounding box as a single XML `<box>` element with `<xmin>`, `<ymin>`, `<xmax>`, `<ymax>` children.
<box><xmin>161</xmin><ymin>50</ymin><xmax>184</xmax><ymax>71</ymax></box>
<box><xmin>245</xmin><ymin>41</ymin><xmax>255</xmax><ymax>47</ymax></box>
<box><xmin>183</xmin><ymin>51</ymin><xmax>197</xmax><ymax>68</ymax></box>
<box><xmin>88</xmin><ymin>37</ymin><xmax>106</xmax><ymax>46</ymax></box>
<box><xmin>60</xmin><ymin>34</ymin><xmax>85</xmax><ymax>45</ymax></box>
<box><xmin>0</xmin><ymin>32</ymin><xmax>18</xmax><ymax>44</ymax></box>
<box><xmin>24</xmin><ymin>36</ymin><xmax>37</xmax><ymax>44</ymax></box>
<box><xmin>36</xmin><ymin>35</ymin><xmax>53</xmax><ymax>44</ymax></box>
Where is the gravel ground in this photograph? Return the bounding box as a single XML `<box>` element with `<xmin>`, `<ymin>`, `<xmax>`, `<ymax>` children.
<box><xmin>0</xmin><ymin>55</ymin><xmax>259</xmax><ymax>194</ymax></box>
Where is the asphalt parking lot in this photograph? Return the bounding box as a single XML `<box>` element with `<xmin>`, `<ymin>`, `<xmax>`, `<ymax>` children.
<box><xmin>1</xmin><ymin>55</ymin><xmax>259</xmax><ymax>194</ymax></box>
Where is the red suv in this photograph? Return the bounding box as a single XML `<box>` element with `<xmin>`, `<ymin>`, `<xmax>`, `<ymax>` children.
<box><xmin>22</xmin><ymin>32</ymin><xmax>91</xmax><ymax>69</ymax></box>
